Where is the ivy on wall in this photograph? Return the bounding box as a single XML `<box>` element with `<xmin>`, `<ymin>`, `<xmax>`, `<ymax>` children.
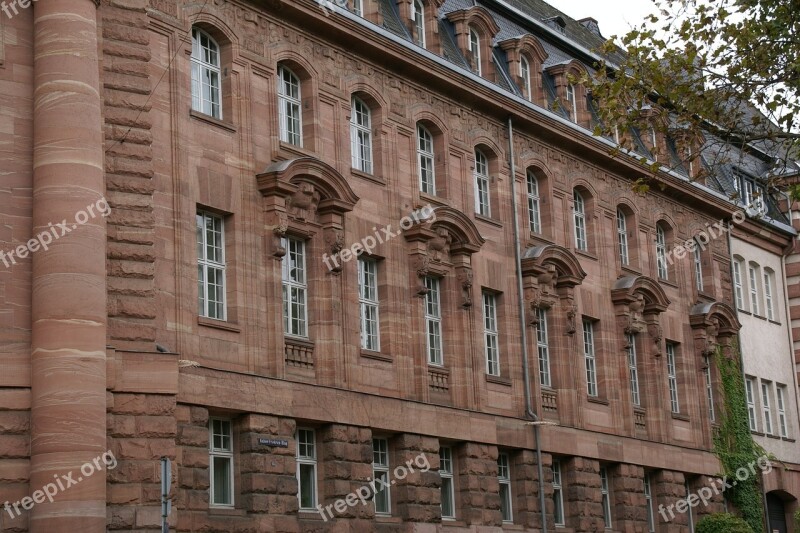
<box><xmin>711</xmin><ymin>341</ymin><xmax>765</xmax><ymax>533</ymax></box>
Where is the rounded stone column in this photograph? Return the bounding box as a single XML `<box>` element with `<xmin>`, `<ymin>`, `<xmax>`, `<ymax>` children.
<box><xmin>30</xmin><ymin>1</ymin><xmax>107</xmax><ymax>531</ymax></box>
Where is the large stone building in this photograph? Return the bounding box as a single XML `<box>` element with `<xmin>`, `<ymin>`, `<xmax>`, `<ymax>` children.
<box><xmin>0</xmin><ymin>0</ymin><xmax>798</xmax><ymax>532</ymax></box>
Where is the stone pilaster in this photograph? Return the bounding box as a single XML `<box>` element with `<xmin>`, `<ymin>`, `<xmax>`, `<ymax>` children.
<box><xmin>513</xmin><ymin>450</ymin><xmax>546</xmax><ymax>529</ymax></box>
<box><xmin>563</xmin><ymin>457</ymin><xmax>605</xmax><ymax>531</ymax></box>
<box><xmin>652</xmin><ymin>470</ymin><xmax>689</xmax><ymax>532</ymax></box>
<box><xmin>455</xmin><ymin>443</ymin><xmax>502</xmax><ymax>526</ymax></box>
<box><xmin>392</xmin><ymin>434</ymin><xmax>440</xmax><ymax>523</ymax></box>
<box><xmin>318</xmin><ymin>424</ymin><xmax>374</xmax><ymax>523</ymax></box>
<box><xmin>174</xmin><ymin>404</ymin><xmax>209</xmax><ymax>532</ymax></box>
<box><xmin>611</xmin><ymin>463</ymin><xmax>647</xmax><ymax>532</ymax></box>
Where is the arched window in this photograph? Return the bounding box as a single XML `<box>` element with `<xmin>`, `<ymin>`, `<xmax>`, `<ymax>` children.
<box><xmin>526</xmin><ymin>170</ymin><xmax>541</xmax><ymax>233</ymax></box>
<box><xmin>191</xmin><ymin>27</ymin><xmax>222</xmax><ymax>119</ymax></box>
<box><xmin>693</xmin><ymin>238</ymin><xmax>703</xmax><ymax>292</ymax></box>
<box><xmin>278</xmin><ymin>65</ymin><xmax>302</xmax><ymax>146</ymax></box>
<box><xmin>417</xmin><ymin>123</ymin><xmax>435</xmax><ymax>194</ymax></box>
<box><xmin>350</xmin><ymin>97</ymin><xmax>372</xmax><ymax>173</ymax></box>
<box><xmin>412</xmin><ymin>0</ymin><xmax>426</xmax><ymax>47</ymax></box>
<box><xmin>732</xmin><ymin>257</ymin><xmax>745</xmax><ymax>310</ymax></box>
<box><xmin>656</xmin><ymin>224</ymin><xmax>668</xmax><ymax>280</ymax></box>
<box><xmin>763</xmin><ymin>268</ymin><xmax>775</xmax><ymax>320</ymax></box>
<box><xmin>573</xmin><ymin>190</ymin><xmax>587</xmax><ymax>251</ymax></box>
<box><xmin>748</xmin><ymin>262</ymin><xmax>760</xmax><ymax>315</ymax></box>
<box><xmin>474</xmin><ymin>149</ymin><xmax>490</xmax><ymax>216</ymax></box>
<box><xmin>616</xmin><ymin>209</ymin><xmax>629</xmax><ymax>266</ymax></box>
<box><xmin>468</xmin><ymin>27</ymin><xmax>481</xmax><ymax>75</ymax></box>
<box><xmin>520</xmin><ymin>56</ymin><xmax>532</xmax><ymax>101</ymax></box>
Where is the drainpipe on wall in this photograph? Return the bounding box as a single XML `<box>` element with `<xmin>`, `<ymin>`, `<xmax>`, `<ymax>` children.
<box><xmin>507</xmin><ymin>116</ymin><xmax>548</xmax><ymax>533</ymax></box>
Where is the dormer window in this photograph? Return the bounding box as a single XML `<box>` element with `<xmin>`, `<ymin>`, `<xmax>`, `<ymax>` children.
<box><xmin>520</xmin><ymin>56</ymin><xmax>531</xmax><ymax>101</ymax></box>
<box><xmin>543</xmin><ymin>16</ymin><xmax>566</xmax><ymax>35</ymax></box>
<box><xmin>566</xmin><ymin>84</ymin><xmax>577</xmax><ymax>120</ymax></box>
<box><xmin>468</xmin><ymin>27</ymin><xmax>481</xmax><ymax>75</ymax></box>
<box><xmin>412</xmin><ymin>0</ymin><xmax>426</xmax><ymax>48</ymax></box>
<box><xmin>353</xmin><ymin>0</ymin><xmax>363</xmax><ymax>16</ymax></box>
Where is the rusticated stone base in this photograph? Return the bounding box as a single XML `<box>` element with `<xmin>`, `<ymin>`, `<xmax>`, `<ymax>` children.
<box><xmin>455</xmin><ymin>442</ymin><xmax>502</xmax><ymax>526</ymax></box>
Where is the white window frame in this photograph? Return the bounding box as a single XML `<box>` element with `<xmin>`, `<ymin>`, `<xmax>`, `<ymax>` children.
<box><xmin>483</xmin><ymin>291</ymin><xmax>500</xmax><ymax>376</ymax></box>
<box><xmin>536</xmin><ymin>308</ymin><xmax>551</xmax><ymax>388</ymax></box>
<box><xmin>520</xmin><ymin>55</ymin><xmax>532</xmax><ymax>101</ymax></box>
<box><xmin>209</xmin><ymin>418</ymin><xmax>234</xmax><ymax>507</ymax></box>
<box><xmin>617</xmin><ymin>209</ymin><xmax>629</xmax><ymax>266</ymax></box>
<box><xmin>296</xmin><ymin>428</ymin><xmax>318</xmax><ymax>511</ymax></box>
<box><xmin>197</xmin><ymin>211</ymin><xmax>226</xmax><ymax>320</ymax></box>
<box><xmin>474</xmin><ymin>149</ymin><xmax>491</xmax><ymax>216</ymax></box>
<box><xmin>656</xmin><ymin>224</ymin><xmax>668</xmax><ymax>280</ymax></box>
<box><xmin>777</xmin><ymin>385</ymin><xmax>788</xmax><ymax>438</ymax></box>
<box><xmin>627</xmin><ymin>333</ymin><xmax>640</xmax><ymax>406</ymax></box>
<box><xmin>351</xmin><ymin>97</ymin><xmax>373</xmax><ymax>173</ymax></box>
<box><xmin>573</xmin><ymin>190</ymin><xmax>587</xmax><ymax>251</ymax></box>
<box><xmin>693</xmin><ymin>240</ymin><xmax>703</xmax><ymax>291</ymax></box>
<box><xmin>439</xmin><ymin>446</ymin><xmax>456</xmax><ymax>520</ymax></box>
<box><xmin>372</xmin><ymin>438</ymin><xmax>391</xmax><ymax>515</ymax></box>
<box><xmin>704</xmin><ymin>356</ymin><xmax>715</xmax><ymax>421</ymax></box>
<box><xmin>358</xmin><ymin>257</ymin><xmax>380</xmax><ymax>351</ymax></box>
<box><xmin>468</xmin><ymin>27</ymin><xmax>481</xmax><ymax>75</ymax></box>
<box><xmin>417</xmin><ymin>124</ymin><xmax>436</xmax><ymax>195</ymax></box>
<box><xmin>583</xmin><ymin>319</ymin><xmax>598</xmax><ymax>397</ymax></box>
<box><xmin>600</xmin><ymin>467</ymin><xmax>612</xmax><ymax>528</ymax></box>
<box><xmin>526</xmin><ymin>171</ymin><xmax>541</xmax><ymax>233</ymax></box>
<box><xmin>498</xmin><ymin>452</ymin><xmax>513</xmax><ymax>523</ymax></box>
<box><xmin>666</xmin><ymin>343</ymin><xmax>680</xmax><ymax>414</ymax></box>
<box><xmin>412</xmin><ymin>0</ymin><xmax>426</xmax><ymax>47</ymax></box>
<box><xmin>745</xmin><ymin>377</ymin><xmax>758</xmax><ymax>432</ymax></box>
<box><xmin>552</xmin><ymin>460</ymin><xmax>565</xmax><ymax>526</ymax></box>
<box><xmin>566</xmin><ymin>84</ymin><xmax>577</xmax><ymax>121</ymax></box>
<box><xmin>424</xmin><ymin>277</ymin><xmax>443</xmax><ymax>365</ymax></box>
<box><xmin>644</xmin><ymin>474</ymin><xmax>655</xmax><ymax>533</ymax></box>
<box><xmin>762</xmin><ymin>382</ymin><xmax>773</xmax><ymax>435</ymax></box>
<box><xmin>749</xmin><ymin>264</ymin><xmax>760</xmax><ymax>315</ymax></box>
<box><xmin>764</xmin><ymin>270</ymin><xmax>775</xmax><ymax>320</ymax></box>
<box><xmin>191</xmin><ymin>27</ymin><xmax>222</xmax><ymax>119</ymax></box>
<box><xmin>278</xmin><ymin>65</ymin><xmax>302</xmax><ymax>146</ymax></box>
<box><xmin>352</xmin><ymin>0</ymin><xmax>363</xmax><ymax>16</ymax></box>
<box><xmin>733</xmin><ymin>259</ymin><xmax>745</xmax><ymax>310</ymax></box>
<box><xmin>282</xmin><ymin>237</ymin><xmax>308</xmax><ymax>338</ymax></box>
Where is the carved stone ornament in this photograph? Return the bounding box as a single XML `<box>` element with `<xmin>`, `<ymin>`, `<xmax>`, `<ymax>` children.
<box><xmin>565</xmin><ymin>304</ymin><xmax>578</xmax><ymax>336</ymax></box>
<box><xmin>457</xmin><ymin>267</ymin><xmax>473</xmax><ymax>308</ymax></box>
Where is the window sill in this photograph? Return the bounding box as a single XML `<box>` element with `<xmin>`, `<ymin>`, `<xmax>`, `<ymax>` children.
<box><xmin>671</xmin><ymin>413</ymin><xmax>690</xmax><ymax>422</ymax></box>
<box><xmin>575</xmin><ymin>249</ymin><xmax>598</xmax><ymax>261</ymax></box>
<box><xmin>658</xmin><ymin>277</ymin><xmax>679</xmax><ymax>289</ymax></box>
<box><xmin>419</xmin><ymin>191</ymin><xmax>450</xmax><ymax>208</ymax></box>
<box><xmin>442</xmin><ymin>519</ymin><xmax>466</xmax><ymax>527</ymax></box>
<box><xmin>285</xmin><ymin>336</ymin><xmax>314</xmax><ymax>347</ymax></box>
<box><xmin>738</xmin><ymin>309</ymin><xmax>752</xmax><ymax>316</ymax></box>
<box><xmin>754</xmin><ymin>314</ymin><xmax>768</xmax><ymax>321</ymax></box>
<box><xmin>587</xmin><ymin>396</ymin><xmax>610</xmax><ymax>406</ymax></box>
<box><xmin>768</xmin><ymin>319</ymin><xmax>782</xmax><ymax>325</ymax></box>
<box><xmin>208</xmin><ymin>506</ymin><xmax>245</xmax><ymax>516</ymax></box>
<box><xmin>374</xmin><ymin>515</ymin><xmax>402</xmax><ymax>523</ymax></box>
<box><xmin>198</xmin><ymin>316</ymin><xmax>240</xmax><ymax>332</ymax></box>
<box><xmin>189</xmin><ymin>109</ymin><xmax>236</xmax><ymax>132</ymax></box>
<box><xmin>620</xmin><ymin>265</ymin><xmax>641</xmax><ymax>276</ymax></box>
<box><xmin>781</xmin><ymin>437</ymin><xmax>795</xmax><ymax>442</ymax></box>
<box><xmin>298</xmin><ymin>511</ymin><xmax>326</xmax><ymax>521</ymax></box>
<box><xmin>696</xmin><ymin>290</ymin><xmax>715</xmax><ymax>301</ymax></box>
<box><xmin>475</xmin><ymin>213</ymin><xmax>503</xmax><ymax>228</ymax></box>
<box><xmin>278</xmin><ymin>141</ymin><xmax>316</xmax><ymax>159</ymax></box>
<box><xmin>361</xmin><ymin>349</ymin><xmax>392</xmax><ymax>362</ymax></box>
<box><xmin>351</xmin><ymin>168</ymin><xmax>386</xmax><ymax>186</ymax></box>
<box><xmin>766</xmin><ymin>433</ymin><xmax>781</xmax><ymax>440</ymax></box>
<box><xmin>485</xmin><ymin>374</ymin><xmax>512</xmax><ymax>386</ymax></box>
<box><xmin>752</xmin><ymin>430</ymin><xmax>765</xmax><ymax>436</ymax></box>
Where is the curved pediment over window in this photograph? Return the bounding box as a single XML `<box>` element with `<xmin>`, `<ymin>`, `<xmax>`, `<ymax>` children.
<box><xmin>690</xmin><ymin>301</ymin><xmax>741</xmax><ymax>335</ymax></box>
<box><xmin>428</xmin><ymin>206</ymin><xmax>485</xmax><ymax>255</ymax></box>
<box><xmin>257</xmin><ymin>157</ymin><xmax>359</xmax><ymax>215</ymax></box>
<box><xmin>522</xmin><ymin>244</ymin><xmax>586</xmax><ymax>287</ymax></box>
<box><xmin>611</xmin><ymin>275</ymin><xmax>671</xmax><ymax>314</ymax></box>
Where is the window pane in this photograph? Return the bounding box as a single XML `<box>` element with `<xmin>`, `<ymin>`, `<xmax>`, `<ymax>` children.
<box><xmin>212</xmin><ymin>456</ymin><xmax>232</xmax><ymax>505</ymax></box>
<box><xmin>299</xmin><ymin>463</ymin><xmax>316</xmax><ymax>508</ymax></box>
<box><xmin>374</xmin><ymin>470</ymin><xmax>390</xmax><ymax>514</ymax></box>
<box><xmin>441</xmin><ymin>478</ymin><xmax>454</xmax><ymax>518</ymax></box>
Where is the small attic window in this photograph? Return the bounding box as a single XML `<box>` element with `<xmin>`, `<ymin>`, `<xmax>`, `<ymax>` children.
<box><xmin>543</xmin><ymin>16</ymin><xmax>566</xmax><ymax>35</ymax></box>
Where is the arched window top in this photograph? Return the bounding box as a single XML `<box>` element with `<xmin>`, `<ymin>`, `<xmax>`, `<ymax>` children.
<box><xmin>412</xmin><ymin>0</ymin><xmax>426</xmax><ymax>48</ymax></box>
<box><xmin>191</xmin><ymin>27</ymin><xmax>220</xmax><ymax>67</ymax></box>
<box><xmin>573</xmin><ymin>189</ymin><xmax>585</xmax><ymax>211</ymax></box>
<box><xmin>417</xmin><ymin>123</ymin><xmax>434</xmax><ymax>153</ymax></box>
<box><xmin>474</xmin><ymin>149</ymin><xmax>488</xmax><ymax>175</ymax></box>
<box><xmin>468</xmin><ymin>26</ymin><xmax>482</xmax><ymax>75</ymax></box>
<box><xmin>278</xmin><ymin>65</ymin><xmax>301</xmax><ymax>99</ymax></box>
<box><xmin>351</xmin><ymin>96</ymin><xmax>371</xmax><ymax>127</ymax></box>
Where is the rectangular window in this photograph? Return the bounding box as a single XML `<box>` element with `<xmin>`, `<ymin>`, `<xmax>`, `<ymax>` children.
<box><xmin>694</xmin><ymin>242</ymin><xmax>704</xmax><ymax>291</ymax></box>
<box><xmin>764</xmin><ymin>271</ymin><xmax>774</xmax><ymax>320</ymax></box>
<box><xmin>749</xmin><ymin>266</ymin><xmax>760</xmax><ymax>315</ymax></box>
<box><xmin>762</xmin><ymin>382</ymin><xmax>773</xmax><ymax>435</ymax></box>
<box><xmin>296</xmin><ymin>428</ymin><xmax>317</xmax><ymax>510</ymax></box>
<box><xmin>627</xmin><ymin>333</ymin><xmax>640</xmax><ymax>406</ymax></box>
<box><xmin>566</xmin><ymin>84</ymin><xmax>577</xmax><ymax>121</ymax></box>
<box><xmin>282</xmin><ymin>237</ymin><xmax>307</xmax><ymax>337</ymax></box>
<box><xmin>745</xmin><ymin>377</ymin><xmax>758</xmax><ymax>431</ymax></box>
<box><xmin>704</xmin><ymin>356</ymin><xmax>715</xmax><ymax>421</ymax></box>
<box><xmin>573</xmin><ymin>191</ymin><xmax>587</xmax><ymax>251</ymax></box>
<box><xmin>526</xmin><ymin>173</ymin><xmax>541</xmax><ymax>233</ymax></box>
<box><xmin>644</xmin><ymin>474</ymin><xmax>655</xmax><ymax>533</ymax></box>
<box><xmin>656</xmin><ymin>226</ymin><xmax>668</xmax><ymax>280</ymax></box>
<box><xmin>278</xmin><ymin>66</ymin><xmax>302</xmax><ymax>146</ymax></box>
<box><xmin>424</xmin><ymin>277</ymin><xmax>443</xmax><ymax>365</ymax></box>
<box><xmin>733</xmin><ymin>261</ymin><xmax>744</xmax><ymax>310</ymax></box>
<box><xmin>352</xmin><ymin>0</ymin><xmax>363</xmax><ymax>16</ymax></box>
<box><xmin>498</xmin><ymin>453</ymin><xmax>513</xmax><ymax>523</ymax></box>
<box><xmin>777</xmin><ymin>385</ymin><xmax>788</xmax><ymax>438</ymax></box>
<box><xmin>209</xmin><ymin>418</ymin><xmax>234</xmax><ymax>507</ymax></box>
<box><xmin>617</xmin><ymin>210</ymin><xmax>629</xmax><ymax>266</ymax></box>
<box><xmin>537</xmin><ymin>308</ymin><xmax>551</xmax><ymax>387</ymax></box>
<box><xmin>350</xmin><ymin>98</ymin><xmax>372</xmax><ymax>173</ymax></box>
<box><xmin>583</xmin><ymin>319</ymin><xmax>598</xmax><ymax>397</ymax></box>
<box><xmin>358</xmin><ymin>258</ymin><xmax>380</xmax><ymax>351</ymax></box>
<box><xmin>600</xmin><ymin>467</ymin><xmax>612</xmax><ymax>528</ymax></box>
<box><xmin>474</xmin><ymin>151</ymin><xmax>491</xmax><ymax>216</ymax></box>
<box><xmin>439</xmin><ymin>446</ymin><xmax>456</xmax><ymax>519</ymax></box>
<box><xmin>197</xmin><ymin>212</ymin><xmax>226</xmax><ymax>320</ymax></box>
<box><xmin>666</xmin><ymin>343</ymin><xmax>680</xmax><ymax>414</ymax></box>
<box><xmin>372</xmin><ymin>438</ymin><xmax>391</xmax><ymax>515</ymax></box>
<box><xmin>552</xmin><ymin>460</ymin><xmax>565</xmax><ymax>526</ymax></box>
<box><xmin>483</xmin><ymin>292</ymin><xmax>500</xmax><ymax>376</ymax></box>
<box><xmin>417</xmin><ymin>125</ymin><xmax>436</xmax><ymax>195</ymax></box>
